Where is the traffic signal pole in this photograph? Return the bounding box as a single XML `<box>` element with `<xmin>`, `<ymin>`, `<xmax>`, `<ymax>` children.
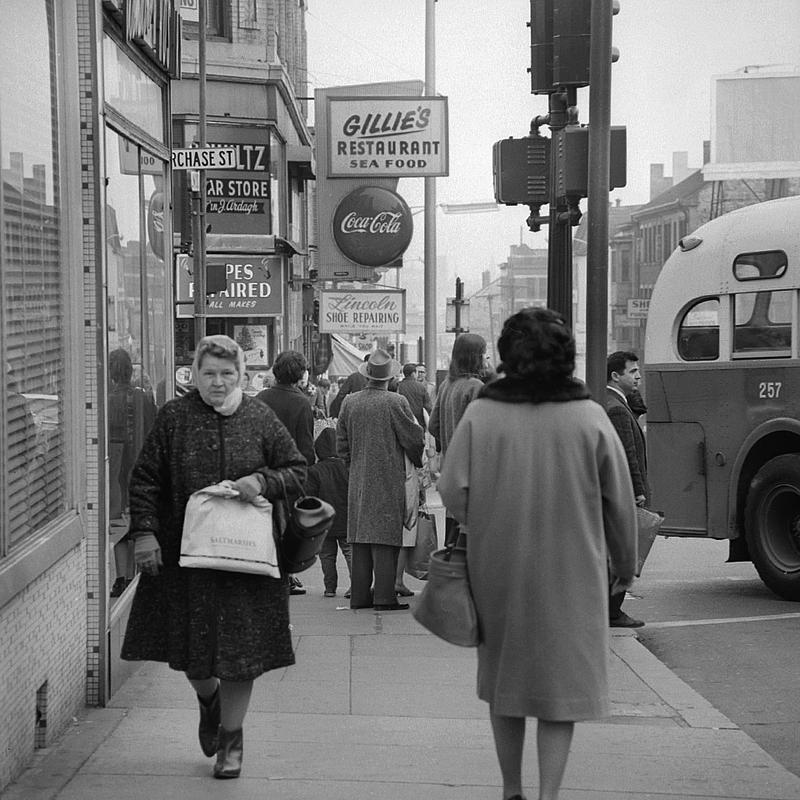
<box><xmin>423</xmin><ymin>0</ymin><xmax>438</xmax><ymax>383</ymax></box>
<box><xmin>192</xmin><ymin>0</ymin><xmax>208</xmax><ymax>345</ymax></box>
<box><xmin>495</xmin><ymin>0</ymin><xmax>624</xmax><ymax>354</ymax></box>
<box><xmin>585</xmin><ymin>0</ymin><xmax>614</xmax><ymax>399</ymax></box>
<box><xmin>546</xmin><ymin>87</ymin><xmax>577</xmax><ymax>328</ymax></box>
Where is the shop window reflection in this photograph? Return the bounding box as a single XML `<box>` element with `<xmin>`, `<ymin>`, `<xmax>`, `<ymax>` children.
<box><xmin>1</xmin><ymin>0</ymin><xmax>67</xmax><ymax>547</ymax></box>
<box><xmin>105</xmin><ymin>128</ymin><xmax>169</xmax><ymax>599</ymax></box>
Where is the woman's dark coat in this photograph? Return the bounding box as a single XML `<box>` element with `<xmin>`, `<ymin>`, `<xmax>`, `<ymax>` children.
<box><xmin>121</xmin><ymin>390</ymin><xmax>307</xmax><ymax>681</ymax></box>
<box><xmin>256</xmin><ymin>383</ymin><xmax>316</xmax><ymax>465</ymax></box>
<box><xmin>305</xmin><ymin>428</ymin><xmax>348</xmax><ymax>539</ymax></box>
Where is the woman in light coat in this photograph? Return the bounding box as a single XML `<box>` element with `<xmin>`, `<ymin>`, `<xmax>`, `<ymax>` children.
<box><xmin>437</xmin><ymin>307</ymin><xmax>637</xmax><ymax>800</ymax></box>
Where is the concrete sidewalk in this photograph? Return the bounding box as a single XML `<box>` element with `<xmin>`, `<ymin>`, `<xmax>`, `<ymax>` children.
<box><xmin>7</xmin><ymin>569</ymin><xmax>800</xmax><ymax>800</ymax></box>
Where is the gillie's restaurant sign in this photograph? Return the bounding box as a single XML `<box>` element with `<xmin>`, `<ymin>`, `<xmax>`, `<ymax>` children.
<box><xmin>327</xmin><ymin>96</ymin><xmax>448</xmax><ymax>177</ymax></box>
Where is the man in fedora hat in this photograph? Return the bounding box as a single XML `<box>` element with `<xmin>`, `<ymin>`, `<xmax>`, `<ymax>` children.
<box><xmin>336</xmin><ymin>350</ymin><xmax>425</xmax><ymax>611</ymax></box>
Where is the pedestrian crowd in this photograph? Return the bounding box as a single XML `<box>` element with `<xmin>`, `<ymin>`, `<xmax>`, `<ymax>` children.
<box><xmin>119</xmin><ymin>307</ymin><xmax>652</xmax><ymax>800</ymax></box>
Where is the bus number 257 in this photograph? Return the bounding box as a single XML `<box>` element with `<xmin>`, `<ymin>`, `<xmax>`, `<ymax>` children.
<box><xmin>758</xmin><ymin>381</ymin><xmax>782</xmax><ymax>399</ymax></box>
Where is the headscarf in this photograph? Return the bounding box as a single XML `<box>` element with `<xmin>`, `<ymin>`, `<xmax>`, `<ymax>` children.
<box><xmin>191</xmin><ymin>334</ymin><xmax>246</xmax><ymax>415</ymax></box>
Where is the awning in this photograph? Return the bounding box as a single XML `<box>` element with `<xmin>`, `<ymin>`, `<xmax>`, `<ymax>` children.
<box><xmin>204</xmin><ymin>233</ymin><xmax>307</xmax><ymax>256</ymax></box>
<box><xmin>327</xmin><ymin>334</ymin><xmax>367</xmax><ymax>377</ymax></box>
<box><xmin>287</xmin><ymin>144</ymin><xmax>316</xmax><ymax>181</ymax></box>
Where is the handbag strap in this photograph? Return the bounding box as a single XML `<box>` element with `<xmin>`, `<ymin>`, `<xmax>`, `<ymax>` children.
<box><xmin>277</xmin><ymin>470</ymin><xmax>306</xmax><ymax>505</ymax></box>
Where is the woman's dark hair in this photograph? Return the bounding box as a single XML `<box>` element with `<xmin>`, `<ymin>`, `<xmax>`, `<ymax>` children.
<box><xmin>109</xmin><ymin>348</ymin><xmax>133</xmax><ymax>385</ymax></box>
<box><xmin>448</xmin><ymin>333</ymin><xmax>486</xmax><ymax>380</ymax></box>
<box><xmin>272</xmin><ymin>350</ymin><xmax>308</xmax><ymax>385</ymax></box>
<box><xmin>497</xmin><ymin>307</ymin><xmax>575</xmax><ymax>384</ymax></box>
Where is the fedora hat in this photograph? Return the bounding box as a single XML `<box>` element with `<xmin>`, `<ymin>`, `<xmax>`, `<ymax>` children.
<box><xmin>358</xmin><ymin>349</ymin><xmax>401</xmax><ymax>382</ymax></box>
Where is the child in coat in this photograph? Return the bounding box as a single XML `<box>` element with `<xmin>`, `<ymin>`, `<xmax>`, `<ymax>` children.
<box><xmin>306</xmin><ymin>428</ymin><xmax>352</xmax><ymax>597</ymax></box>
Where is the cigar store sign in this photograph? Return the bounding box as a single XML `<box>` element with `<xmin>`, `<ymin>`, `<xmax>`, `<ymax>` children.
<box><xmin>327</xmin><ymin>96</ymin><xmax>448</xmax><ymax>177</ymax></box>
<box><xmin>319</xmin><ymin>290</ymin><xmax>406</xmax><ymax>334</ymax></box>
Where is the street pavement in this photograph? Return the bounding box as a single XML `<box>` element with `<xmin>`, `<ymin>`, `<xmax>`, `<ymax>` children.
<box><xmin>6</xmin><ymin>561</ymin><xmax>800</xmax><ymax>800</ymax></box>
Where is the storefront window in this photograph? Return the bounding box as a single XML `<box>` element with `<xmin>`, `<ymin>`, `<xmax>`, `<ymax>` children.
<box><xmin>103</xmin><ymin>36</ymin><xmax>164</xmax><ymax>141</ymax></box>
<box><xmin>105</xmin><ymin>127</ymin><xmax>169</xmax><ymax>598</ymax></box>
<box><xmin>0</xmin><ymin>0</ymin><xmax>68</xmax><ymax>548</ymax></box>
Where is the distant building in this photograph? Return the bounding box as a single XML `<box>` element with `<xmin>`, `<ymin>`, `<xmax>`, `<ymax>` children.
<box><xmin>574</xmin><ymin>137</ymin><xmax>800</xmax><ymax>358</ymax></box>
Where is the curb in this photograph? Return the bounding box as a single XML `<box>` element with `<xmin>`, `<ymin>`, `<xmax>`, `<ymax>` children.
<box><xmin>611</xmin><ymin>630</ymin><xmax>738</xmax><ymax>730</ymax></box>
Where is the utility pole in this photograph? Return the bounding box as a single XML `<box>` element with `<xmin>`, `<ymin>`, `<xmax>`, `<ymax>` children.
<box><xmin>423</xmin><ymin>0</ymin><xmax>437</xmax><ymax>381</ymax></box>
<box><xmin>586</xmin><ymin>0</ymin><xmax>614</xmax><ymax>400</ymax></box>
<box><xmin>192</xmin><ymin>0</ymin><xmax>208</xmax><ymax>345</ymax></box>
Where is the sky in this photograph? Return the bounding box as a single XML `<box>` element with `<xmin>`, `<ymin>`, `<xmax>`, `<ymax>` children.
<box><xmin>305</xmin><ymin>0</ymin><xmax>800</xmax><ymax>297</ymax></box>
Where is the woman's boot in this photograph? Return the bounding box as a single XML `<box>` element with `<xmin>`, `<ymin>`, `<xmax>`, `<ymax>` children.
<box><xmin>197</xmin><ymin>687</ymin><xmax>220</xmax><ymax>757</ymax></box>
<box><xmin>213</xmin><ymin>726</ymin><xmax>243</xmax><ymax>779</ymax></box>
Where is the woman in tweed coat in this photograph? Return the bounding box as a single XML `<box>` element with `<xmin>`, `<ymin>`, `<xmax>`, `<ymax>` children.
<box><xmin>121</xmin><ymin>335</ymin><xmax>306</xmax><ymax>780</ymax></box>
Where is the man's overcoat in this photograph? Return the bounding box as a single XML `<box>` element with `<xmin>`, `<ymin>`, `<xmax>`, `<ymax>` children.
<box><xmin>336</xmin><ymin>387</ymin><xmax>424</xmax><ymax>546</ymax></box>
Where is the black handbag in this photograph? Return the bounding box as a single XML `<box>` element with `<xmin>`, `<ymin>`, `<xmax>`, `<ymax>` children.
<box><xmin>276</xmin><ymin>472</ymin><xmax>336</xmax><ymax>574</ymax></box>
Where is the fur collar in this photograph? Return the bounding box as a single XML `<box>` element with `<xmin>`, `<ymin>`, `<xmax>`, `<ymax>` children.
<box><xmin>479</xmin><ymin>375</ymin><xmax>591</xmax><ymax>404</ymax></box>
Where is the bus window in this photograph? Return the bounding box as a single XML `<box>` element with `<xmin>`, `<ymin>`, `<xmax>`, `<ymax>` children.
<box><xmin>733</xmin><ymin>289</ymin><xmax>792</xmax><ymax>357</ymax></box>
<box><xmin>733</xmin><ymin>250</ymin><xmax>788</xmax><ymax>280</ymax></box>
<box><xmin>677</xmin><ymin>298</ymin><xmax>719</xmax><ymax>361</ymax></box>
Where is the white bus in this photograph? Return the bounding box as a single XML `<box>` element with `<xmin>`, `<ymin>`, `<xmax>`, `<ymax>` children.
<box><xmin>645</xmin><ymin>195</ymin><xmax>800</xmax><ymax>600</ymax></box>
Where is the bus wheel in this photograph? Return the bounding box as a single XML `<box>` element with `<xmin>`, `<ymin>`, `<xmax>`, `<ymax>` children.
<box><xmin>745</xmin><ymin>454</ymin><xmax>800</xmax><ymax>601</ymax></box>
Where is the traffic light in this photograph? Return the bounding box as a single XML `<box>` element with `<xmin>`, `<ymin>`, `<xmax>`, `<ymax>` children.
<box><xmin>529</xmin><ymin>0</ymin><xmax>620</xmax><ymax>93</ymax></box>
<box><xmin>552</xmin><ymin>0</ymin><xmax>591</xmax><ymax>87</ymax></box>
<box><xmin>529</xmin><ymin>0</ymin><xmax>554</xmax><ymax>94</ymax></box>
<box><xmin>492</xmin><ymin>135</ymin><xmax>551</xmax><ymax>206</ymax></box>
<box><xmin>554</xmin><ymin>124</ymin><xmax>626</xmax><ymax>197</ymax></box>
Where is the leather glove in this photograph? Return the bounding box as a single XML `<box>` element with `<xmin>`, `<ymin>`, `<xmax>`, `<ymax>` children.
<box><xmin>232</xmin><ymin>473</ymin><xmax>266</xmax><ymax>503</ymax></box>
<box><xmin>133</xmin><ymin>533</ymin><xmax>163</xmax><ymax>576</ymax></box>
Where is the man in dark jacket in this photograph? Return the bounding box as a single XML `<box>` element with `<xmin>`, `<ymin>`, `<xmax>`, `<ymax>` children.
<box><xmin>606</xmin><ymin>350</ymin><xmax>649</xmax><ymax>628</ymax></box>
<box><xmin>397</xmin><ymin>362</ymin><xmax>431</xmax><ymax>428</ymax></box>
<box><xmin>328</xmin><ymin>353</ymin><xmax>370</xmax><ymax>418</ymax></box>
<box><xmin>256</xmin><ymin>349</ymin><xmax>315</xmax><ymax>595</ymax></box>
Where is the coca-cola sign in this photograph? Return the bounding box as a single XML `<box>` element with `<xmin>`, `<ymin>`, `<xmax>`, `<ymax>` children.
<box><xmin>332</xmin><ymin>186</ymin><xmax>413</xmax><ymax>267</ymax></box>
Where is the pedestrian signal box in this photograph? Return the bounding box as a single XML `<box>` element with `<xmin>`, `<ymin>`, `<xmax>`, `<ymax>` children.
<box><xmin>555</xmin><ymin>125</ymin><xmax>626</xmax><ymax>197</ymax></box>
<box><xmin>492</xmin><ymin>136</ymin><xmax>551</xmax><ymax>206</ymax></box>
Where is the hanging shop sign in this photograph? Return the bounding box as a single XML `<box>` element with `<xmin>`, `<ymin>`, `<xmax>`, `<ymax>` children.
<box><xmin>332</xmin><ymin>186</ymin><xmax>413</xmax><ymax>268</ymax></box>
<box><xmin>175</xmin><ymin>254</ymin><xmax>283</xmax><ymax>318</ymax></box>
<box><xmin>205</xmin><ymin>176</ymin><xmax>270</xmax><ymax>214</ymax></box>
<box><xmin>319</xmin><ymin>289</ymin><xmax>406</xmax><ymax>335</ymax></box>
<box><xmin>203</xmin><ymin>137</ymin><xmax>272</xmax><ymax>229</ymax></box>
<box><xmin>327</xmin><ymin>96</ymin><xmax>449</xmax><ymax>177</ymax></box>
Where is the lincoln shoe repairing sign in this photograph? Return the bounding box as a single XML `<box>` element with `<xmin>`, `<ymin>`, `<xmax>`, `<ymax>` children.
<box><xmin>327</xmin><ymin>96</ymin><xmax>448</xmax><ymax>177</ymax></box>
<box><xmin>319</xmin><ymin>289</ymin><xmax>406</xmax><ymax>334</ymax></box>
